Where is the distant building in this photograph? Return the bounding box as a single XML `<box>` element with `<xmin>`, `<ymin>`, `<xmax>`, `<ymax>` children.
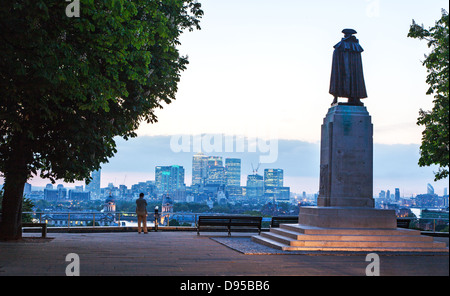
<box><xmin>85</xmin><ymin>169</ymin><xmax>101</xmax><ymax>199</ymax></box>
<box><xmin>225</xmin><ymin>158</ymin><xmax>241</xmax><ymax>187</ymax></box>
<box><xmin>192</xmin><ymin>152</ymin><xmax>208</xmax><ymax>186</ymax></box>
<box><xmin>427</xmin><ymin>183</ymin><xmax>435</xmax><ymax>195</ymax></box>
<box><xmin>395</xmin><ymin>188</ymin><xmax>400</xmax><ymax>202</ymax></box>
<box><xmin>161</xmin><ymin>194</ymin><xmax>174</xmax><ymax>225</ymax></box>
<box><xmin>103</xmin><ymin>195</ymin><xmax>116</xmax><ymax>213</ymax></box>
<box><xmin>44</xmin><ymin>189</ymin><xmax>59</xmax><ymax>201</ymax></box>
<box><xmin>246</xmin><ymin>174</ymin><xmax>264</xmax><ymax>199</ymax></box>
<box><xmin>44</xmin><ymin>184</ymin><xmax>66</xmax><ymax>201</ymax></box>
<box><xmin>68</xmin><ymin>190</ymin><xmax>90</xmax><ymax>201</ymax></box>
<box><xmin>206</xmin><ymin>156</ymin><xmax>225</xmax><ymax>186</ymax></box>
<box><xmin>23</xmin><ymin>183</ymin><xmax>32</xmax><ymax>197</ymax></box>
<box><xmin>225</xmin><ymin>158</ymin><xmax>241</xmax><ymax>198</ymax></box>
<box><xmin>155</xmin><ymin>165</ymin><xmax>185</xmax><ymax>197</ymax></box>
<box><xmin>264</xmin><ymin>168</ymin><xmax>284</xmax><ymax>200</ymax></box>
<box><xmin>263</xmin><ymin>169</ymin><xmax>289</xmax><ymax>201</ymax></box>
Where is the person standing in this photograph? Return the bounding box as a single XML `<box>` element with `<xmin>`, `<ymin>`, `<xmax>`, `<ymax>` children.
<box><xmin>136</xmin><ymin>193</ymin><xmax>148</xmax><ymax>234</ymax></box>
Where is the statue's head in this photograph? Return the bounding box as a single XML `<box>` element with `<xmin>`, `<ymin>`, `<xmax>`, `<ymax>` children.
<box><xmin>342</xmin><ymin>28</ymin><xmax>357</xmax><ymax>37</ymax></box>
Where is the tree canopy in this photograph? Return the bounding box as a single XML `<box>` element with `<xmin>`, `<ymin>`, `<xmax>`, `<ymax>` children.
<box><xmin>0</xmin><ymin>0</ymin><xmax>203</xmax><ymax>240</ymax></box>
<box><xmin>408</xmin><ymin>9</ymin><xmax>449</xmax><ymax>181</ymax></box>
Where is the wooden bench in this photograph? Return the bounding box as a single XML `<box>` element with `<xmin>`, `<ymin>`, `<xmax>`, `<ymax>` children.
<box><xmin>197</xmin><ymin>215</ymin><xmax>262</xmax><ymax>236</ymax></box>
<box><xmin>270</xmin><ymin>216</ymin><xmax>298</xmax><ymax>228</ymax></box>
<box><xmin>22</xmin><ymin>222</ymin><xmax>47</xmax><ymax>238</ymax></box>
<box><xmin>396</xmin><ymin>218</ymin><xmax>412</xmax><ymax>229</ymax></box>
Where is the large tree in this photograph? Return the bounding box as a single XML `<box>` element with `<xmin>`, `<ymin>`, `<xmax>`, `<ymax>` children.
<box><xmin>408</xmin><ymin>9</ymin><xmax>449</xmax><ymax>181</ymax></box>
<box><xmin>0</xmin><ymin>0</ymin><xmax>202</xmax><ymax>240</ymax></box>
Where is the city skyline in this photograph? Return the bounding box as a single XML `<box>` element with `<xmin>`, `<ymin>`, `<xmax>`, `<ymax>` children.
<box><xmin>16</xmin><ymin>136</ymin><xmax>449</xmax><ymax>198</ymax></box>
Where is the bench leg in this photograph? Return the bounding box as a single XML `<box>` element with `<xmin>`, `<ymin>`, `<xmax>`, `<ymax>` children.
<box><xmin>42</xmin><ymin>226</ymin><xmax>47</xmax><ymax>238</ymax></box>
<box><xmin>227</xmin><ymin>226</ymin><xmax>231</xmax><ymax>236</ymax></box>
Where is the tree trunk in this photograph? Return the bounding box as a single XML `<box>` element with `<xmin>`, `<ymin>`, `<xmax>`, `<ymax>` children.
<box><xmin>0</xmin><ymin>135</ymin><xmax>30</xmax><ymax>241</ymax></box>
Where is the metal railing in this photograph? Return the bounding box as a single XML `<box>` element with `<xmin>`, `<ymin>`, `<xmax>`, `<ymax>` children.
<box><xmin>14</xmin><ymin>212</ymin><xmax>449</xmax><ymax>235</ymax></box>
<box><xmin>396</xmin><ymin>216</ymin><xmax>449</xmax><ymax>233</ymax></box>
<box><xmin>22</xmin><ymin>211</ymin><xmax>201</xmax><ymax>228</ymax></box>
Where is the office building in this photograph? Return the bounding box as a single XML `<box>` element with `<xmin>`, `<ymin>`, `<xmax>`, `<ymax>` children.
<box><xmin>23</xmin><ymin>183</ymin><xmax>32</xmax><ymax>197</ymax></box>
<box><xmin>246</xmin><ymin>174</ymin><xmax>264</xmax><ymax>199</ymax></box>
<box><xmin>264</xmin><ymin>168</ymin><xmax>283</xmax><ymax>198</ymax></box>
<box><xmin>263</xmin><ymin>169</ymin><xmax>290</xmax><ymax>202</ymax></box>
<box><xmin>44</xmin><ymin>184</ymin><xmax>66</xmax><ymax>201</ymax></box>
<box><xmin>206</xmin><ymin>156</ymin><xmax>225</xmax><ymax>186</ymax></box>
<box><xmin>225</xmin><ymin>158</ymin><xmax>241</xmax><ymax>198</ymax></box>
<box><xmin>85</xmin><ymin>169</ymin><xmax>101</xmax><ymax>199</ymax></box>
<box><xmin>395</xmin><ymin>188</ymin><xmax>400</xmax><ymax>202</ymax></box>
<box><xmin>155</xmin><ymin>165</ymin><xmax>185</xmax><ymax>197</ymax></box>
<box><xmin>225</xmin><ymin>158</ymin><xmax>241</xmax><ymax>187</ymax></box>
<box><xmin>192</xmin><ymin>152</ymin><xmax>208</xmax><ymax>186</ymax></box>
<box><xmin>68</xmin><ymin>190</ymin><xmax>90</xmax><ymax>201</ymax></box>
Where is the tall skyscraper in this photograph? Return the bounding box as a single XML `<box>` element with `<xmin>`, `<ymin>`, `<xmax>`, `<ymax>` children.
<box><xmin>23</xmin><ymin>183</ymin><xmax>31</xmax><ymax>198</ymax></box>
<box><xmin>225</xmin><ymin>158</ymin><xmax>242</xmax><ymax>198</ymax></box>
<box><xmin>155</xmin><ymin>165</ymin><xmax>185</xmax><ymax>197</ymax></box>
<box><xmin>395</xmin><ymin>188</ymin><xmax>400</xmax><ymax>202</ymax></box>
<box><xmin>246</xmin><ymin>173</ymin><xmax>264</xmax><ymax>198</ymax></box>
<box><xmin>264</xmin><ymin>168</ymin><xmax>289</xmax><ymax>201</ymax></box>
<box><xmin>85</xmin><ymin>169</ymin><xmax>101</xmax><ymax>199</ymax></box>
<box><xmin>264</xmin><ymin>169</ymin><xmax>283</xmax><ymax>187</ymax></box>
<box><xmin>225</xmin><ymin>158</ymin><xmax>241</xmax><ymax>187</ymax></box>
<box><xmin>206</xmin><ymin>156</ymin><xmax>224</xmax><ymax>186</ymax></box>
<box><xmin>192</xmin><ymin>152</ymin><xmax>208</xmax><ymax>186</ymax></box>
<box><xmin>427</xmin><ymin>183</ymin><xmax>435</xmax><ymax>195</ymax></box>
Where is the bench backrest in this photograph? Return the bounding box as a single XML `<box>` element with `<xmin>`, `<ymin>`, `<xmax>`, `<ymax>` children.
<box><xmin>270</xmin><ymin>216</ymin><xmax>298</xmax><ymax>227</ymax></box>
<box><xmin>198</xmin><ymin>216</ymin><xmax>262</xmax><ymax>224</ymax></box>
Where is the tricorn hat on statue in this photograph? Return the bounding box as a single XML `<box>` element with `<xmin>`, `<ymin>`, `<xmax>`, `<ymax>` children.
<box><xmin>342</xmin><ymin>28</ymin><xmax>357</xmax><ymax>35</ymax></box>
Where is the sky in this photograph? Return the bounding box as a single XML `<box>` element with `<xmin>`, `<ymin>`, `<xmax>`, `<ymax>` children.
<box><xmin>136</xmin><ymin>0</ymin><xmax>449</xmax><ymax>144</ymax></box>
<box><xmin>10</xmin><ymin>0</ymin><xmax>449</xmax><ymax>196</ymax></box>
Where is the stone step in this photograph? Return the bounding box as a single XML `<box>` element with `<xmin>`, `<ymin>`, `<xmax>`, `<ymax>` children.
<box><xmin>261</xmin><ymin>231</ymin><xmax>446</xmax><ymax>248</ymax></box>
<box><xmin>270</xmin><ymin>227</ymin><xmax>434</xmax><ymax>242</ymax></box>
<box><xmin>252</xmin><ymin>234</ymin><xmax>287</xmax><ymax>250</ymax></box>
<box><xmin>280</xmin><ymin>224</ymin><xmax>422</xmax><ymax>236</ymax></box>
<box><xmin>251</xmin><ymin>235</ymin><xmax>449</xmax><ymax>252</ymax></box>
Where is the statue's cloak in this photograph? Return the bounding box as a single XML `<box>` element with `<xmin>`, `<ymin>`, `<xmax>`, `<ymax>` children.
<box><xmin>329</xmin><ymin>35</ymin><xmax>367</xmax><ymax>99</ymax></box>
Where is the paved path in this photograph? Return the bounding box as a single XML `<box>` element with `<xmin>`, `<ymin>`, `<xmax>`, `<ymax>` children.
<box><xmin>0</xmin><ymin>232</ymin><xmax>448</xmax><ymax>276</ymax></box>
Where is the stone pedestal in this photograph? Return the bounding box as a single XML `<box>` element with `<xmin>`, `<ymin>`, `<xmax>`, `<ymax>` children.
<box><xmin>317</xmin><ymin>104</ymin><xmax>374</xmax><ymax>208</ymax></box>
<box><xmin>309</xmin><ymin>104</ymin><xmax>396</xmax><ymax>228</ymax></box>
<box><xmin>252</xmin><ymin>104</ymin><xmax>448</xmax><ymax>252</ymax></box>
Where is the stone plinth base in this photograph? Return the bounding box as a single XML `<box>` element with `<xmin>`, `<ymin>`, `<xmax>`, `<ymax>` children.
<box><xmin>252</xmin><ymin>205</ymin><xmax>449</xmax><ymax>252</ymax></box>
<box><xmin>252</xmin><ymin>224</ymin><xmax>449</xmax><ymax>252</ymax></box>
<box><xmin>298</xmin><ymin>206</ymin><xmax>397</xmax><ymax>229</ymax></box>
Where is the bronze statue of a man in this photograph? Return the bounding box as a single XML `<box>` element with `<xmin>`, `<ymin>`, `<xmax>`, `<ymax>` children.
<box><xmin>329</xmin><ymin>29</ymin><xmax>367</xmax><ymax>105</ymax></box>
